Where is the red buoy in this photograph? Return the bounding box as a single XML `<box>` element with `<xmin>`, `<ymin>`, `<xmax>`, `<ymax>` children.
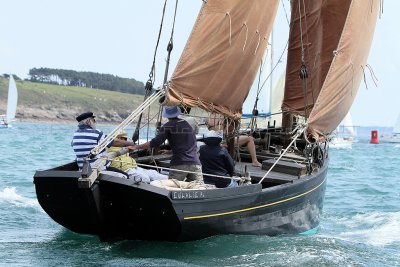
<box><xmin>370</xmin><ymin>130</ymin><xmax>379</xmax><ymax>144</ymax></box>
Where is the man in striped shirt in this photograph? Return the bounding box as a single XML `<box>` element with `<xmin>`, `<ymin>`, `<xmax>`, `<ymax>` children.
<box><xmin>71</xmin><ymin>112</ymin><xmax>135</xmax><ymax>170</ymax></box>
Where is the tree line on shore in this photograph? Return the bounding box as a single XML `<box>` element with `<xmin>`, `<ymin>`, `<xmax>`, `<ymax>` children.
<box><xmin>1</xmin><ymin>68</ymin><xmax>146</xmax><ymax>95</ymax></box>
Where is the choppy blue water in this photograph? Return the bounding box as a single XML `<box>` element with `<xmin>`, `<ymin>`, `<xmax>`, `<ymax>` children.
<box><xmin>0</xmin><ymin>122</ymin><xmax>399</xmax><ymax>266</ymax></box>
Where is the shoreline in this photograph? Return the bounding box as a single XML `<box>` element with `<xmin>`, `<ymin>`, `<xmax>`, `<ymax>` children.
<box><xmin>14</xmin><ymin>117</ymin><xmax>157</xmax><ymax>127</ymax></box>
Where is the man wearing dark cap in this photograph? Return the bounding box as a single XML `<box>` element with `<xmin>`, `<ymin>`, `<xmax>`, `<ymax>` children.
<box><xmin>71</xmin><ymin>111</ymin><xmax>135</xmax><ymax>170</ymax></box>
<box><xmin>132</xmin><ymin>106</ymin><xmax>203</xmax><ymax>183</ymax></box>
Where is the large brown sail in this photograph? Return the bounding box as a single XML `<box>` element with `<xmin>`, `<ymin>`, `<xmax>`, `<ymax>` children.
<box><xmin>164</xmin><ymin>0</ymin><xmax>279</xmax><ymax>120</ymax></box>
<box><xmin>282</xmin><ymin>0</ymin><xmax>380</xmax><ymax>136</ymax></box>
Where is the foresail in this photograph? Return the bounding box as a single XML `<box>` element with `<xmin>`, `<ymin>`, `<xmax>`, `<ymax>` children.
<box><xmin>282</xmin><ymin>0</ymin><xmax>379</xmax><ymax>136</ymax></box>
<box><xmin>6</xmin><ymin>75</ymin><xmax>18</xmax><ymax>123</ymax></box>
<box><xmin>164</xmin><ymin>0</ymin><xmax>279</xmax><ymax>120</ymax></box>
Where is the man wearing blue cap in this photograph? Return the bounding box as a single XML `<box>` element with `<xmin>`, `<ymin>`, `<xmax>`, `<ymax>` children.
<box><xmin>132</xmin><ymin>106</ymin><xmax>203</xmax><ymax>183</ymax></box>
<box><xmin>71</xmin><ymin>111</ymin><xmax>135</xmax><ymax>170</ymax></box>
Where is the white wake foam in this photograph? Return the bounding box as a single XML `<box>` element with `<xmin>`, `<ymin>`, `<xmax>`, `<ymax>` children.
<box><xmin>0</xmin><ymin>187</ymin><xmax>39</xmax><ymax>207</ymax></box>
<box><xmin>338</xmin><ymin>212</ymin><xmax>400</xmax><ymax>246</ymax></box>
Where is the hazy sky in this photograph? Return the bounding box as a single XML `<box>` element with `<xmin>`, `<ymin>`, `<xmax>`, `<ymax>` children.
<box><xmin>1</xmin><ymin>0</ymin><xmax>397</xmax><ymax>127</ymax></box>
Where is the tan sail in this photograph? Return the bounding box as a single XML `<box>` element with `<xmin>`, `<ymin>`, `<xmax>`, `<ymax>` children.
<box><xmin>282</xmin><ymin>0</ymin><xmax>380</xmax><ymax>136</ymax></box>
<box><xmin>164</xmin><ymin>0</ymin><xmax>279</xmax><ymax>120</ymax></box>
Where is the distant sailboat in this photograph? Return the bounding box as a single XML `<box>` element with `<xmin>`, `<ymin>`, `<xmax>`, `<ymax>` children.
<box><xmin>0</xmin><ymin>75</ymin><xmax>18</xmax><ymax>128</ymax></box>
<box><xmin>330</xmin><ymin>112</ymin><xmax>356</xmax><ymax>149</ymax></box>
<box><xmin>380</xmin><ymin>113</ymin><xmax>400</xmax><ymax>143</ymax></box>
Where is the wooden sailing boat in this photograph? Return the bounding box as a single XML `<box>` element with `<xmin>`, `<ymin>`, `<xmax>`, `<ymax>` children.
<box><xmin>0</xmin><ymin>74</ymin><xmax>18</xmax><ymax>128</ymax></box>
<box><xmin>33</xmin><ymin>0</ymin><xmax>379</xmax><ymax>241</ymax></box>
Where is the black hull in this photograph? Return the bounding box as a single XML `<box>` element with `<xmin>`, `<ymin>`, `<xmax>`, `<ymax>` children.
<box><xmin>34</xmin><ymin>161</ymin><xmax>327</xmax><ymax>242</ymax></box>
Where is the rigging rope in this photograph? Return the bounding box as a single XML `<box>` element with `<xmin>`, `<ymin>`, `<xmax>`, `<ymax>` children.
<box><xmin>148</xmin><ymin>0</ymin><xmax>169</xmax><ymax>83</ymax></box>
<box><xmin>88</xmin><ymin>89</ymin><xmax>165</xmax><ymax>158</ymax></box>
<box><xmin>258</xmin><ymin>123</ymin><xmax>306</xmax><ymax>184</ymax></box>
<box><xmin>297</xmin><ymin>0</ymin><xmax>311</xmax><ymax>119</ymax></box>
<box><xmin>131</xmin><ymin>0</ymin><xmax>169</xmax><ymax>142</ymax></box>
<box><xmin>133</xmin><ymin>0</ymin><xmax>180</xmax><ymax>143</ymax></box>
<box><xmin>155</xmin><ymin>0</ymin><xmax>179</xmax><ymax>133</ymax></box>
<box><xmin>249</xmin><ymin>28</ymin><xmax>289</xmax><ymax>128</ymax></box>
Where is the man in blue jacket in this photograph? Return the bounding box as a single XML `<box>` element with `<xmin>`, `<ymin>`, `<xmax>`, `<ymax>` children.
<box><xmin>199</xmin><ymin>130</ymin><xmax>238</xmax><ymax>188</ymax></box>
<box><xmin>132</xmin><ymin>106</ymin><xmax>203</xmax><ymax>183</ymax></box>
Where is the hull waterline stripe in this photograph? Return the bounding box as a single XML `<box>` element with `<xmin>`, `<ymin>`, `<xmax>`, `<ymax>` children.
<box><xmin>183</xmin><ymin>177</ymin><xmax>326</xmax><ymax>220</ymax></box>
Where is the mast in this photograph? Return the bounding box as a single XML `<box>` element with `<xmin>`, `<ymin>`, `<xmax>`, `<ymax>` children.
<box><xmin>269</xmin><ymin>28</ymin><xmax>274</xmax><ymax>127</ymax></box>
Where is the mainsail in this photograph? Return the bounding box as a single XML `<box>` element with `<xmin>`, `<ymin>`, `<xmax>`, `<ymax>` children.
<box><xmin>163</xmin><ymin>0</ymin><xmax>379</xmax><ymax>137</ymax></box>
<box><xmin>282</xmin><ymin>0</ymin><xmax>379</xmax><ymax>136</ymax></box>
<box><xmin>164</xmin><ymin>0</ymin><xmax>279</xmax><ymax>120</ymax></box>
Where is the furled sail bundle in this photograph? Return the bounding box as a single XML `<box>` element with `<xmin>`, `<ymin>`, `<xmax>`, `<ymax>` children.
<box><xmin>282</xmin><ymin>0</ymin><xmax>380</xmax><ymax>136</ymax></box>
<box><xmin>164</xmin><ymin>0</ymin><xmax>279</xmax><ymax>120</ymax></box>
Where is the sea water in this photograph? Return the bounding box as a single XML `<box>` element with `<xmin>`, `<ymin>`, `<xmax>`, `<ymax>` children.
<box><xmin>0</xmin><ymin>122</ymin><xmax>399</xmax><ymax>266</ymax></box>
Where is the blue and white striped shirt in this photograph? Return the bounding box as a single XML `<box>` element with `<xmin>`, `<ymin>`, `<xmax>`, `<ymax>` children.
<box><xmin>71</xmin><ymin>124</ymin><xmax>111</xmax><ymax>170</ymax></box>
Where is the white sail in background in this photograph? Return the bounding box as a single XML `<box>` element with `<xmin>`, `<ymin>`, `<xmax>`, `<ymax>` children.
<box><xmin>268</xmin><ymin>70</ymin><xmax>285</xmax><ymax>128</ymax></box>
<box><xmin>6</xmin><ymin>75</ymin><xmax>18</xmax><ymax>123</ymax></box>
<box><xmin>342</xmin><ymin>112</ymin><xmax>355</xmax><ymax>137</ymax></box>
<box><xmin>242</xmin><ymin>49</ymin><xmax>270</xmax><ymax>117</ymax></box>
<box><xmin>393</xmin><ymin>113</ymin><xmax>400</xmax><ymax>134</ymax></box>
<box><xmin>330</xmin><ymin>112</ymin><xmax>356</xmax><ymax>149</ymax></box>
<box><xmin>1</xmin><ymin>75</ymin><xmax>18</xmax><ymax>127</ymax></box>
<box><xmin>380</xmin><ymin>112</ymin><xmax>400</xmax><ymax>143</ymax></box>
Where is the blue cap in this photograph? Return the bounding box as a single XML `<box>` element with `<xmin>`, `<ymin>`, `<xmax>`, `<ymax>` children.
<box><xmin>162</xmin><ymin>106</ymin><xmax>181</xmax><ymax>118</ymax></box>
<box><xmin>76</xmin><ymin>112</ymin><xmax>95</xmax><ymax>122</ymax></box>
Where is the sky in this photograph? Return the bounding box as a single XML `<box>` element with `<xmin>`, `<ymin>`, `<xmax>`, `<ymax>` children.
<box><xmin>0</xmin><ymin>0</ymin><xmax>398</xmax><ymax>127</ymax></box>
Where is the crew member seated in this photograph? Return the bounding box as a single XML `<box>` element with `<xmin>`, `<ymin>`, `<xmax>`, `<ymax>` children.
<box><xmin>199</xmin><ymin>130</ymin><xmax>238</xmax><ymax>188</ymax></box>
<box><xmin>206</xmin><ymin>113</ymin><xmax>262</xmax><ymax>167</ymax></box>
<box><xmin>107</xmin><ymin>130</ymin><xmax>167</xmax><ymax>183</ymax></box>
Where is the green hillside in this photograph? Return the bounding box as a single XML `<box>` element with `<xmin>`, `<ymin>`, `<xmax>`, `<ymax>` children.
<box><xmin>0</xmin><ymin>77</ymin><xmax>159</xmax><ymax>122</ymax></box>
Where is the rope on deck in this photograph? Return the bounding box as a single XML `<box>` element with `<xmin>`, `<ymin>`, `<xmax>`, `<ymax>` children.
<box><xmin>258</xmin><ymin>123</ymin><xmax>306</xmax><ymax>184</ymax></box>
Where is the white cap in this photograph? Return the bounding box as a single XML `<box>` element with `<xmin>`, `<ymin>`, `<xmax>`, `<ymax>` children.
<box><xmin>205</xmin><ymin>130</ymin><xmax>223</xmax><ymax>139</ymax></box>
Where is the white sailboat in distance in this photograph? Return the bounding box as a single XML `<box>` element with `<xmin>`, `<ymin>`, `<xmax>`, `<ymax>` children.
<box><xmin>330</xmin><ymin>112</ymin><xmax>356</xmax><ymax>149</ymax></box>
<box><xmin>380</xmin><ymin>113</ymin><xmax>400</xmax><ymax>143</ymax></box>
<box><xmin>0</xmin><ymin>74</ymin><xmax>18</xmax><ymax>128</ymax></box>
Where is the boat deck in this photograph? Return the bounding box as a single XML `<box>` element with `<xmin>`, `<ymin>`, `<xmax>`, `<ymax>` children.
<box><xmin>234</xmin><ymin>162</ymin><xmax>299</xmax><ymax>185</ymax></box>
<box><xmin>136</xmin><ymin>154</ymin><xmax>300</xmax><ymax>186</ymax></box>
